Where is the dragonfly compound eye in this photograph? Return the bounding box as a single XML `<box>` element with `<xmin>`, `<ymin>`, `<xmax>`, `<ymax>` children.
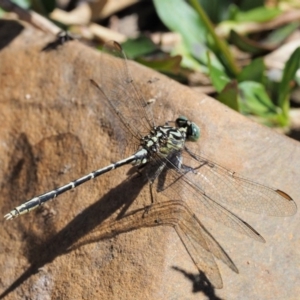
<box><xmin>187</xmin><ymin>122</ymin><xmax>200</xmax><ymax>142</ymax></box>
<box><xmin>175</xmin><ymin>116</ymin><xmax>200</xmax><ymax>142</ymax></box>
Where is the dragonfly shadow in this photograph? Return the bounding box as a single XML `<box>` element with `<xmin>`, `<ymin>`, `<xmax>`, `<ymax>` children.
<box><xmin>172</xmin><ymin>266</ymin><xmax>223</xmax><ymax>300</ymax></box>
<box><xmin>0</xmin><ymin>165</ymin><xmax>148</xmax><ymax>299</ymax></box>
<box><xmin>0</xmin><ymin>134</ymin><xmax>237</xmax><ymax>298</ymax></box>
<box><xmin>0</xmin><ymin>20</ymin><xmax>24</xmax><ymax>50</ymax></box>
<box><xmin>0</xmin><ymin>134</ymin><xmax>228</xmax><ymax>297</ymax></box>
<box><xmin>0</xmin><ymin>133</ymin><xmax>38</xmax><ymax>216</ymax></box>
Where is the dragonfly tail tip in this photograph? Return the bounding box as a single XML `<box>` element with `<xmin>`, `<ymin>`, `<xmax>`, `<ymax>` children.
<box><xmin>4</xmin><ymin>211</ymin><xmax>17</xmax><ymax>220</ymax></box>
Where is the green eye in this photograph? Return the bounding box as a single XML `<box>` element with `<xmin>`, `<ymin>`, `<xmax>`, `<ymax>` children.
<box><xmin>176</xmin><ymin>116</ymin><xmax>200</xmax><ymax>142</ymax></box>
<box><xmin>188</xmin><ymin>122</ymin><xmax>200</xmax><ymax>142</ymax></box>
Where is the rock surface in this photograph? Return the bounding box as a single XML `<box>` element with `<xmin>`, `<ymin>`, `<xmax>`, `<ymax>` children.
<box><xmin>0</xmin><ymin>20</ymin><xmax>300</xmax><ymax>300</ymax></box>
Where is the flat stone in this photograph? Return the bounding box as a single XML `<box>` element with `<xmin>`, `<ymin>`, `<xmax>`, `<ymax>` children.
<box><xmin>0</xmin><ymin>20</ymin><xmax>299</xmax><ymax>300</ymax></box>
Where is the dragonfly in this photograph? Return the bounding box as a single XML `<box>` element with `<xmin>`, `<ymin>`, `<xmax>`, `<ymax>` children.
<box><xmin>4</xmin><ymin>41</ymin><xmax>297</xmax><ymax>288</ymax></box>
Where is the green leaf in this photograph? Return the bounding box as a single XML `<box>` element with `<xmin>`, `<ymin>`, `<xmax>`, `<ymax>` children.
<box><xmin>233</xmin><ymin>6</ymin><xmax>281</xmax><ymax>23</ymax></box>
<box><xmin>197</xmin><ymin>0</ymin><xmax>233</xmax><ymax>23</ymax></box>
<box><xmin>207</xmin><ymin>54</ymin><xmax>230</xmax><ymax>92</ymax></box>
<box><xmin>239</xmin><ymin>81</ymin><xmax>278</xmax><ymax>117</ymax></box>
<box><xmin>11</xmin><ymin>0</ymin><xmax>30</xmax><ymax>9</ymax></box>
<box><xmin>121</xmin><ymin>37</ymin><xmax>157</xmax><ymax>59</ymax></box>
<box><xmin>263</xmin><ymin>22</ymin><xmax>299</xmax><ymax>48</ymax></box>
<box><xmin>189</xmin><ymin>0</ymin><xmax>240</xmax><ymax>76</ymax></box>
<box><xmin>238</xmin><ymin>0</ymin><xmax>264</xmax><ymax>11</ymax></box>
<box><xmin>172</xmin><ymin>41</ymin><xmax>207</xmax><ymax>72</ymax></box>
<box><xmin>217</xmin><ymin>80</ymin><xmax>239</xmax><ymax>111</ymax></box>
<box><xmin>0</xmin><ymin>7</ymin><xmax>5</xmax><ymax>17</ymax></box>
<box><xmin>229</xmin><ymin>30</ymin><xmax>269</xmax><ymax>55</ymax></box>
<box><xmin>136</xmin><ymin>55</ymin><xmax>182</xmax><ymax>75</ymax></box>
<box><xmin>153</xmin><ymin>0</ymin><xmax>222</xmax><ymax>71</ymax></box>
<box><xmin>237</xmin><ymin>58</ymin><xmax>265</xmax><ymax>83</ymax></box>
<box><xmin>277</xmin><ymin>47</ymin><xmax>300</xmax><ymax>116</ymax></box>
<box><xmin>153</xmin><ymin>0</ymin><xmax>206</xmax><ymax>47</ymax></box>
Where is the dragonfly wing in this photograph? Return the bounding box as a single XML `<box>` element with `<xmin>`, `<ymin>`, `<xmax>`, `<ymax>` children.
<box><xmin>175</xmin><ymin>225</ymin><xmax>223</xmax><ymax>289</ymax></box>
<box><xmin>175</xmin><ymin>203</ymin><xmax>239</xmax><ymax>288</ymax></box>
<box><xmin>149</xmin><ymin>154</ymin><xmax>266</xmax><ymax>242</ymax></box>
<box><xmin>181</xmin><ymin>147</ymin><xmax>297</xmax><ymax>217</ymax></box>
<box><xmin>95</xmin><ymin>40</ymin><xmax>155</xmax><ymax>140</ymax></box>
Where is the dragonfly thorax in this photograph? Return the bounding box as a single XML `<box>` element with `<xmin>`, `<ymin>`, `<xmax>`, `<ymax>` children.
<box><xmin>131</xmin><ymin>116</ymin><xmax>201</xmax><ymax>168</ymax></box>
<box><xmin>131</xmin><ymin>125</ymin><xmax>187</xmax><ymax>167</ymax></box>
<box><xmin>135</xmin><ymin>116</ymin><xmax>200</xmax><ymax>167</ymax></box>
<box><xmin>142</xmin><ymin>125</ymin><xmax>187</xmax><ymax>156</ymax></box>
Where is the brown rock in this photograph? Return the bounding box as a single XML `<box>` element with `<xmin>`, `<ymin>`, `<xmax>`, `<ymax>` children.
<box><xmin>0</xmin><ymin>20</ymin><xmax>300</xmax><ymax>299</ymax></box>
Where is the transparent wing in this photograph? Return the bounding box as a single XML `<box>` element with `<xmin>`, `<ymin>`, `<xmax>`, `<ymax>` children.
<box><xmin>145</xmin><ymin>155</ymin><xmax>264</xmax><ymax>242</ymax></box>
<box><xmin>181</xmin><ymin>147</ymin><xmax>297</xmax><ymax>216</ymax></box>
<box><xmin>95</xmin><ymin>40</ymin><xmax>155</xmax><ymax>140</ymax></box>
<box><xmin>174</xmin><ymin>201</ymin><xmax>239</xmax><ymax>289</ymax></box>
<box><xmin>147</xmin><ymin>147</ymin><xmax>296</xmax><ymax>241</ymax></box>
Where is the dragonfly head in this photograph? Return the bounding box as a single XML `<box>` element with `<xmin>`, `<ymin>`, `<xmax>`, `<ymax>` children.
<box><xmin>175</xmin><ymin>116</ymin><xmax>200</xmax><ymax>142</ymax></box>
